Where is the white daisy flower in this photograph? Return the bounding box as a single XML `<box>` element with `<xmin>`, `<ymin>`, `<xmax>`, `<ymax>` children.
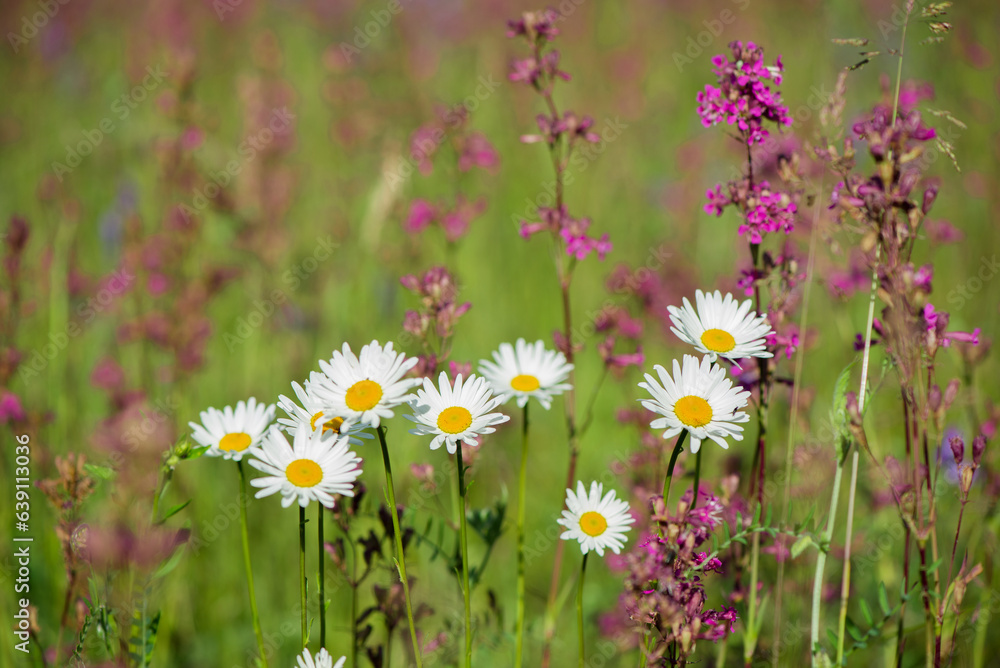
<box><xmin>667</xmin><ymin>289</ymin><xmax>774</xmax><ymax>362</ymax></box>
<box><xmin>312</xmin><ymin>340</ymin><xmax>422</xmax><ymax>431</ymax></box>
<box><xmin>188</xmin><ymin>398</ymin><xmax>275</xmax><ymax>462</ymax></box>
<box><xmin>557</xmin><ymin>481</ymin><xmax>634</xmax><ymax>557</ymax></box>
<box><xmin>295</xmin><ymin>647</ymin><xmax>346</xmax><ymax>668</ymax></box>
<box><xmin>277</xmin><ymin>374</ymin><xmax>374</xmax><ymax>446</ymax></box>
<box><xmin>638</xmin><ymin>355</ymin><xmax>751</xmax><ymax>453</ymax></box>
<box><xmin>478</xmin><ymin>338</ymin><xmax>573</xmax><ymax>410</ymax></box>
<box><xmin>248</xmin><ymin>423</ymin><xmax>362</xmax><ymax>509</ymax></box>
<box><xmin>406</xmin><ymin>372</ymin><xmax>510</xmax><ymax>453</ymax></box>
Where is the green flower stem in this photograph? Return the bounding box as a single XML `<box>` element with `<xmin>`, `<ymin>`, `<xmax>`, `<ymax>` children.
<box><xmin>237</xmin><ymin>462</ymin><xmax>269</xmax><ymax>668</ymax></box>
<box><xmin>318</xmin><ymin>504</ymin><xmax>326</xmax><ymax>648</ymax></box>
<box><xmin>457</xmin><ymin>444</ymin><xmax>473</xmax><ymax>668</ymax></box>
<box><xmin>577</xmin><ymin>552</ymin><xmax>589</xmax><ymax>668</ymax></box>
<box><xmin>515</xmin><ymin>403</ymin><xmax>530</xmax><ymax>668</ymax></box>
<box><xmin>299</xmin><ymin>505</ymin><xmax>308</xmax><ymax>649</ymax></box>
<box><xmin>662</xmin><ymin>430</ymin><xmax>689</xmax><ymax>507</ymax></box>
<box><xmin>691</xmin><ymin>448</ymin><xmax>702</xmax><ymax>510</ymax></box>
<box><xmin>349</xmin><ymin>535</ymin><xmax>358</xmax><ymax>668</ymax></box>
<box><xmin>376</xmin><ymin>426</ymin><xmax>424</xmax><ymax>668</ymax></box>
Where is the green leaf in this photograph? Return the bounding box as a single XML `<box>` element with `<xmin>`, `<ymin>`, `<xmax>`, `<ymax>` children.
<box><xmin>860</xmin><ymin>598</ymin><xmax>873</xmax><ymax>626</ymax></box>
<box><xmin>159</xmin><ymin>500</ymin><xmax>192</xmax><ymax>523</ymax></box>
<box><xmin>84</xmin><ymin>463</ymin><xmax>115</xmax><ymax>480</ymax></box>
<box><xmin>846</xmin><ymin>617</ymin><xmax>865</xmax><ymax>641</ymax></box>
<box><xmin>878</xmin><ymin>583</ymin><xmax>891</xmax><ymax>615</ymax></box>
<box><xmin>832</xmin><ymin>359</ymin><xmax>858</xmax><ymax>427</ymax></box>
<box><xmin>152</xmin><ymin>544</ymin><xmax>186</xmax><ymax>580</ymax></box>
<box><xmin>185</xmin><ymin>445</ymin><xmax>210</xmax><ymax>461</ymax></box>
<box><xmin>791</xmin><ymin>535</ymin><xmax>814</xmax><ymax>559</ymax></box>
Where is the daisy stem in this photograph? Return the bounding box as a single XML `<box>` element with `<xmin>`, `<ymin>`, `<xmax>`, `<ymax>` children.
<box><xmin>662</xmin><ymin>430</ymin><xmax>689</xmax><ymax>509</ymax></box>
<box><xmin>457</xmin><ymin>444</ymin><xmax>473</xmax><ymax>668</ymax></box>
<box><xmin>299</xmin><ymin>505</ymin><xmax>308</xmax><ymax>649</ymax></box>
<box><xmin>376</xmin><ymin>426</ymin><xmax>424</xmax><ymax>668</ymax></box>
<box><xmin>577</xmin><ymin>552</ymin><xmax>589</xmax><ymax>668</ymax></box>
<box><xmin>318</xmin><ymin>504</ymin><xmax>326</xmax><ymax>648</ymax></box>
<box><xmin>350</xmin><ymin>535</ymin><xmax>358</xmax><ymax>668</ymax></box>
<box><xmin>237</xmin><ymin>461</ymin><xmax>269</xmax><ymax>668</ymax></box>
<box><xmin>515</xmin><ymin>403</ymin><xmax>530</xmax><ymax>668</ymax></box>
<box><xmin>691</xmin><ymin>448</ymin><xmax>702</xmax><ymax>510</ymax></box>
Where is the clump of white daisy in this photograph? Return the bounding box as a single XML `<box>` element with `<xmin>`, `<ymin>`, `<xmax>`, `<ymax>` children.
<box><xmin>557</xmin><ymin>481</ymin><xmax>634</xmax><ymax>557</ymax></box>
<box><xmin>478</xmin><ymin>338</ymin><xmax>573</xmax><ymax>410</ymax></box>
<box><xmin>188</xmin><ymin>397</ymin><xmax>276</xmax><ymax>462</ymax></box>
<box><xmin>295</xmin><ymin>647</ymin><xmax>346</xmax><ymax>668</ymax></box>
<box><xmin>248</xmin><ymin>423</ymin><xmax>362</xmax><ymax>509</ymax></box>
<box><xmin>667</xmin><ymin>289</ymin><xmax>774</xmax><ymax>362</ymax></box>
<box><xmin>277</xmin><ymin>374</ymin><xmax>373</xmax><ymax>445</ymax></box>
<box><xmin>638</xmin><ymin>355</ymin><xmax>751</xmax><ymax>453</ymax></box>
<box><xmin>406</xmin><ymin>372</ymin><xmax>510</xmax><ymax>453</ymax></box>
<box><xmin>311</xmin><ymin>340</ymin><xmax>422</xmax><ymax>431</ymax></box>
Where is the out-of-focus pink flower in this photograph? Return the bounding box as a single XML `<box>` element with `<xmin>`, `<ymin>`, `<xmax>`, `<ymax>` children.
<box><xmin>147</xmin><ymin>273</ymin><xmax>170</xmax><ymax>296</ymax></box>
<box><xmin>506</xmin><ymin>9</ymin><xmax>561</xmax><ymax>41</ymax></box>
<box><xmin>410</xmin><ymin>463</ymin><xmax>436</xmax><ymax>490</ymax></box>
<box><xmin>180</xmin><ymin>126</ymin><xmax>204</xmax><ymax>151</ymax></box>
<box><xmin>925</xmin><ymin>219</ymin><xmax>964</xmax><ymax>244</ymax></box>
<box><xmin>410</xmin><ymin>125</ymin><xmax>443</xmax><ymax>176</ymax></box>
<box><xmin>405</xmin><ymin>199</ymin><xmax>437</xmax><ymax>234</ymax></box>
<box><xmin>0</xmin><ymin>391</ymin><xmax>25</xmax><ymax>424</ymax></box>
<box><xmin>457</xmin><ymin>132</ymin><xmax>500</xmax><ymax>173</ymax></box>
<box><xmin>598</xmin><ymin>337</ymin><xmax>644</xmax><ymax>370</ymax></box>
<box><xmin>91</xmin><ymin>358</ymin><xmax>124</xmax><ymax>393</ymax></box>
<box><xmin>440</xmin><ymin>196</ymin><xmax>487</xmax><ymax>242</ymax></box>
<box><xmin>448</xmin><ymin>360</ymin><xmax>472</xmax><ymax>381</ymax></box>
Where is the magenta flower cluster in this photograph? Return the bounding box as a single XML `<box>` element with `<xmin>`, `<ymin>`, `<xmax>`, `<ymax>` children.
<box><xmin>705</xmin><ymin>180</ymin><xmax>797</xmax><ymax>244</ymax></box>
<box><xmin>609</xmin><ymin>490</ymin><xmax>739</xmax><ymax>661</ymax></box>
<box><xmin>696</xmin><ymin>41</ymin><xmax>792</xmax><ymax>146</ymax></box>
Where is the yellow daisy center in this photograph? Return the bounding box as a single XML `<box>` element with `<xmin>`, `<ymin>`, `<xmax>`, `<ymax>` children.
<box><xmin>345</xmin><ymin>380</ymin><xmax>383</xmax><ymax>411</ymax></box>
<box><xmin>286</xmin><ymin>458</ymin><xmax>323</xmax><ymax>487</ymax></box>
<box><xmin>309</xmin><ymin>412</ymin><xmax>344</xmax><ymax>434</ymax></box>
<box><xmin>437</xmin><ymin>406</ymin><xmax>473</xmax><ymax>434</ymax></box>
<box><xmin>579</xmin><ymin>511</ymin><xmax>608</xmax><ymax>537</ymax></box>
<box><xmin>674</xmin><ymin>395</ymin><xmax>713</xmax><ymax>428</ymax></box>
<box><xmin>220</xmin><ymin>432</ymin><xmax>252</xmax><ymax>452</ymax></box>
<box><xmin>510</xmin><ymin>374</ymin><xmax>541</xmax><ymax>392</ymax></box>
<box><xmin>701</xmin><ymin>328</ymin><xmax>736</xmax><ymax>353</ymax></box>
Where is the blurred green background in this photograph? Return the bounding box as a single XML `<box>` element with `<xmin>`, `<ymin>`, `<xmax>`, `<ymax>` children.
<box><xmin>1</xmin><ymin>0</ymin><xmax>998</xmax><ymax>665</ymax></box>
